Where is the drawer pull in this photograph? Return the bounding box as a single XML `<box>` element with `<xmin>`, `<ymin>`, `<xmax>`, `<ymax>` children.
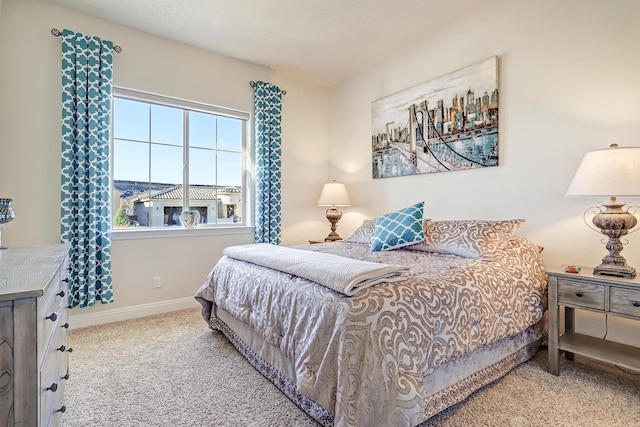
<box><xmin>62</xmin><ymin>372</ymin><xmax>70</xmax><ymax>381</ymax></box>
<box><xmin>62</xmin><ymin>277</ymin><xmax>70</xmax><ymax>283</ymax></box>
<box><xmin>57</xmin><ymin>345</ymin><xmax>66</xmax><ymax>352</ymax></box>
<box><xmin>47</xmin><ymin>382</ymin><xmax>58</xmax><ymax>392</ymax></box>
<box><xmin>46</xmin><ymin>312</ymin><xmax>58</xmax><ymax>322</ymax></box>
<box><xmin>67</xmin><ymin>304</ymin><xmax>73</xmax><ymax>309</ymax></box>
<box><xmin>62</xmin><ymin>322</ymin><xmax>70</xmax><ymax>329</ymax></box>
<box><xmin>56</xmin><ymin>290</ymin><xmax>66</xmax><ymax>297</ymax></box>
<box><xmin>67</xmin><ymin>347</ymin><xmax>74</xmax><ymax>353</ymax></box>
<box><xmin>632</xmin><ymin>301</ymin><xmax>640</xmax><ymax>308</ymax></box>
<box><xmin>57</xmin><ymin>405</ymin><xmax>67</xmax><ymax>413</ymax></box>
<box><xmin>575</xmin><ymin>292</ymin><xmax>584</xmax><ymax>297</ymax></box>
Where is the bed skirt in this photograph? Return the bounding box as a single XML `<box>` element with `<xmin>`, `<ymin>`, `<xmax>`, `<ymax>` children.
<box><xmin>208</xmin><ymin>308</ymin><xmax>544</xmax><ymax>427</ymax></box>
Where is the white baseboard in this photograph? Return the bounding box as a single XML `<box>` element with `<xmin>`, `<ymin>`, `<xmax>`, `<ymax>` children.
<box><xmin>69</xmin><ymin>297</ymin><xmax>199</xmax><ymax>329</ymax></box>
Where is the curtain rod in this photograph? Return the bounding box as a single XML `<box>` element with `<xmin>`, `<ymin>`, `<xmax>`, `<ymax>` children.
<box><xmin>250</xmin><ymin>81</ymin><xmax>286</xmax><ymax>96</ymax></box>
<box><xmin>51</xmin><ymin>28</ymin><xmax>122</xmax><ymax>53</ymax></box>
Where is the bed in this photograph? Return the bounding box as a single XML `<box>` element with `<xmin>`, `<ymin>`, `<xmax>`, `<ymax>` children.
<box><xmin>195</xmin><ymin>214</ymin><xmax>547</xmax><ymax>427</ymax></box>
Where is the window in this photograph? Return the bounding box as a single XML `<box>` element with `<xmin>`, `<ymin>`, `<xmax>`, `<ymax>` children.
<box><xmin>111</xmin><ymin>88</ymin><xmax>249</xmax><ymax>230</ymax></box>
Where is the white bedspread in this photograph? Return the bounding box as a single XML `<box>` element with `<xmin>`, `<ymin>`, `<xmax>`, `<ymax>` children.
<box><xmin>223</xmin><ymin>243</ymin><xmax>408</xmax><ymax>296</ymax></box>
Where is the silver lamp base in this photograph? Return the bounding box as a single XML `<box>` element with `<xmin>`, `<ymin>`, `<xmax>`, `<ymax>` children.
<box><xmin>592</xmin><ymin>198</ymin><xmax>637</xmax><ymax>279</ymax></box>
<box><xmin>324</xmin><ymin>206</ymin><xmax>343</xmax><ymax>242</ymax></box>
<box><xmin>594</xmin><ymin>262</ymin><xmax>636</xmax><ymax>279</ymax></box>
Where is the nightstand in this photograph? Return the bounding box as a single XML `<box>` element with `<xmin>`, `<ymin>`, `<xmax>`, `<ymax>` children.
<box><xmin>547</xmin><ymin>268</ymin><xmax>640</xmax><ymax>376</ymax></box>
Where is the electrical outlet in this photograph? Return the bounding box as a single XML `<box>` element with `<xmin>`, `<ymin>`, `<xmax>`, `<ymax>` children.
<box><xmin>152</xmin><ymin>276</ymin><xmax>161</xmax><ymax>289</ymax></box>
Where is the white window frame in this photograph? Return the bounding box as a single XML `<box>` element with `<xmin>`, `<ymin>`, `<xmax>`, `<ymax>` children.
<box><xmin>111</xmin><ymin>87</ymin><xmax>253</xmax><ymax>240</ymax></box>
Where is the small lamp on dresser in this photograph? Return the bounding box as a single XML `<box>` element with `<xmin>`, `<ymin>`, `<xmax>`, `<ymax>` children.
<box><xmin>317</xmin><ymin>180</ymin><xmax>351</xmax><ymax>241</ymax></box>
<box><xmin>566</xmin><ymin>144</ymin><xmax>640</xmax><ymax>278</ymax></box>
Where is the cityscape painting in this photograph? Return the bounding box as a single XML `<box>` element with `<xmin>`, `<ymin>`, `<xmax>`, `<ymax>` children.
<box><xmin>372</xmin><ymin>56</ymin><xmax>499</xmax><ymax>179</ymax></box>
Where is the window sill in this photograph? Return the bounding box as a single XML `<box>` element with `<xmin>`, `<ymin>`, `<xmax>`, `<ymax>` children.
<box><xmin>111</xmin><ymin>225</ymin><xmax>254</xmax><ymax>241</ymax></box>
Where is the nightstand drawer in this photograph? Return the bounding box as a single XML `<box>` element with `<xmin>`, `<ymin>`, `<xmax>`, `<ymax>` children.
<box><xmin>610</xmin><ymin>286</ymin><xmax>640</xmax><ymax>318</ymax></box>
<box><xmin>557</xmin><ymin>279</ymin><xmax>605</xmax><ymax>310</ymax></box>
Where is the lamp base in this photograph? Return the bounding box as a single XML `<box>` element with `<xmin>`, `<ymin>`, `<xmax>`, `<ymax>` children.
<box><xmin>324</xmin><ymin>206</ymin><xmax>343</xmax><ymax>242</ymax></box>
<box><xmin>324</xmin><ymin>234</ymin><xmax>343</xmax><ymax>242</ymax></box>
<box><xmin>591</xmin><ymin>198</ymin><xmax>637</xmax><ymax>279</ymax></box>
<box><xmin>594</xmin><ymin>262</ymin><xmax>636</xmax><ymax>279</ymax></box>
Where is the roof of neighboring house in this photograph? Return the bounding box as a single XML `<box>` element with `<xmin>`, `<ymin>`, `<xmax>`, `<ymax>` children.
<box><xmin>142</xmin><ymin>186</ymin><xmax>218</xmax><ymax>201</ymax></box>
<box><xmin>218</xmin><ymin>186</ymin><xmax>242</xmax><ymax>194</ymax></box>
<box><xmin>117</xmin><ymin>182</ymin><xmax>242</xmax><ymax>203</ymax></box>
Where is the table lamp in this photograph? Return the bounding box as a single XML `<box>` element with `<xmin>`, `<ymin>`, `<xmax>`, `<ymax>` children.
<box><xmin>566</xmin><ymin>144</ymin><xmax>640</xmax><ymax>278</ymax></box>
<box><xmin>317</xmin><ymin>180</ymin><xmax>351</xmax><ymax>241</ymax></box>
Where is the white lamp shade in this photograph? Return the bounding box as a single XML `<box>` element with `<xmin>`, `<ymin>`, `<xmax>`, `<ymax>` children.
<box><xmin>566</xmin><ymin>146</ymin><xmax>640</xmax><ymax>197</ymax></box>
<box><xmin>317</xmin><ymin>181</ymin><xmax>351</xmax><ymax>206</ymax></box>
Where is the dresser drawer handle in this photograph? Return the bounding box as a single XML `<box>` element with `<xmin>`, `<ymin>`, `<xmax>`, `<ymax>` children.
<box><xmin>62</xmin><ymin>277</ymin><xmax>70</xmax><ymax>283</ymax></box>
<box><xmin>56</xmin><ymin>290</ymin><xmax>65</xmax><ymax>298</ymax></box>
<box><xmin>46</xmin><ymin>382</ymin><xmax>58</xmax><ymax>392</ymax></box>
<box><xmin>46</xmin><ymin>312</ymin><xmax>58</xmax><ymax>322</ymax></box>
<box><xmin>62</xmin><ymin>372</ymin><xmax>70</xmax><ymax>381</ymax></box>
<box><xmin>632</xmin><ymin>301</ymin><xmax>640</xmax><ymax>308</ymax></box>
<box><xmin>62</xmin><ymin>322</ymin><xmax>70</xmax><ymax>329</ymax></box>
<box><xmin>57</xmin><ymin>405</ymin><xmax>67</xmax><ymax>413</ymax></box>
<box><xmin>575</xmin><ymin>292</ymin><xmax>584</xmax><ymax>297</ymax></box>
<box><xmin>57</xmin><ymin>345</ymin><xmax>73</xmax><ymax>353</ymax></box>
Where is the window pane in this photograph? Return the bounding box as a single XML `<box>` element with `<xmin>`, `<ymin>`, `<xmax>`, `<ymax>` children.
<box><xmin>151</xmin><ymin>144</ymin><xmax>182</xmax><ymax>185</ymax></box>
<box><xmin>151</xmin><ymin>105</ymin><xmax>183</xmax><ymax>146</ymax></box>
<box><xmin>189</xmin><ymin>111</ymin><xmax>216</xmax><ymax>149</ymax></box>
<box><xmin>113</xmin><ymin>140</ymin><xmax>149</xmax><ymax>182</ymax></box>
<box><xmin>189</xmin><ymin>148</ymin><xmax>215</xmax><ymax>186</ymax></box>
<box><xmin>114</xmin><ymin>98</ymin><xmax>149</xmax><ymax>141</ymax></box>
<box><xmin>218</xmin><ymin>151</ymin><xmax>242</xmax><ymax>186</ymax></box>
<box><xmin>218</xmin><ymin>116</ymin><xmax>242</xmax><ymax>151</ymax></box>
<box><xmin>217</xmin><ymin>186</ymin><xmax>242</xmax><ymax>224</ymax></box>
<box><xmin>189</xmin><ymin>148</ymin><xmax>216</xmax><ymax>224</ymax></box>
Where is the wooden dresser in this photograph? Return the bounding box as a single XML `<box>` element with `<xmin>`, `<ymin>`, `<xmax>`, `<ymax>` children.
<box><xmin>0</xmin><ymin>245</ymin><xmax>71</xmax><ymax>426</ymax></box>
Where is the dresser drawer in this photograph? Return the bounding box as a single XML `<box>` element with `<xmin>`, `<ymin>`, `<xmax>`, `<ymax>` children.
<box><xmin>557</xmin><ymin>278</ymin><xmax>605</xmax><ymax>310</ymax></box>
<box><xmin>610</xmin><ymin>286</ymin><xmax>640</xmax><ymax>318</ymax></box>
<box><xmin>40</xmin><ymin>317</ymin><xmax>70</xmax><ymax>427</ymax></box>
<box><xmin>38</xmin><ymin>271</ymin><xmax>67</xmax><ymax>362</ymax></box>
<box><xmin>40</xmin><ymin>363</ymin><xmax>68</xmax><ymax>427</ymax></box>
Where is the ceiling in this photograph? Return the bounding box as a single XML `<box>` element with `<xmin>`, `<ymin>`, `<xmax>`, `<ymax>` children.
<box><xmin>42</xmin><ymin>0</ymin><xmax>497</xmax><ymax>87</ymax></box>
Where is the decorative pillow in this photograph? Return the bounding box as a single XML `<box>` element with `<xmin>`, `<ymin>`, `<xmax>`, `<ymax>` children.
<box><xmin>343</xmin><ymin>219</ymin><xmax>375</xmax><ymax>245</ymax></box>
<box><xmin>407</xmin><ymin>219</ymin><xmax>525</xmax><ymax>260</ymax></box>
<box><xmin>371</xmin><ymin>202</ymin><xmax>425</xmax><ymax>251</ymax></box>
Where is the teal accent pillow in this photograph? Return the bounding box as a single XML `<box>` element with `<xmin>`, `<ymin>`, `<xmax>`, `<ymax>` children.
<box><xmin>371</xmin><ymin>202</ymin><xmax>425</xmax><ymax>251</ymax></box>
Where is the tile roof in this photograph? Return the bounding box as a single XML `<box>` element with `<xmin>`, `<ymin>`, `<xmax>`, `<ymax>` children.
<box><xmin>116</xmin><ymin>181</ymin><xmax>241</xmax><ymax>203</ymax></box>
<box><xmin>146</xmin><ymin>186</ymin><xmax>218</xmax><ymax>201</ymax></box>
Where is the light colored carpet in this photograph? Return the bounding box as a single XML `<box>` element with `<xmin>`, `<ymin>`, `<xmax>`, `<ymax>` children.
<box><xmin>61</xmin><ymin>308</ymin><xmax>640</xmax><ymax>427</ymax></box>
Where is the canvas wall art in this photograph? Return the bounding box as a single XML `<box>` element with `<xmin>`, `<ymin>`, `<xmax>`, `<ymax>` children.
<box><xmin>372</xmin><ymin>56</ymin><xmax>499</xmax><ymax>179</ymax></box>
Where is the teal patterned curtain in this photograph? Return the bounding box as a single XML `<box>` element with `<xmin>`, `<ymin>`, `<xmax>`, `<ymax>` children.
<box><xmin>60</xmin><ymin>29</ymin><xmax>114</xmax><ymax>308</ymax></box>
<box><xmin>253</xmin><ymin>81</ymin><xmax>283</xmax><ymax>245</ymax></box>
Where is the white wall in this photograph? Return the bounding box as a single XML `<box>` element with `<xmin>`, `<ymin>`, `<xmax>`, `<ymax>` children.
<box><xmin>2</xmin><ymin>0</ymin><xmax>639</xmax><ymax>343</ymax></box>
<box><xmin>0</xmin><ymin>0</ymin><xmax>330</xmax><ymax>326</ymax></box>
<box><xmin>328</xmin><ymin>0</ymin><xmax>640</xmax><ymax>344</ymax></box>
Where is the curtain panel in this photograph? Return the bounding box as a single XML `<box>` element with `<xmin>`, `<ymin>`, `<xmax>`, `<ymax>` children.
<box><xmin>60</xmin><ymin>29</ymin><xmax>114</xmax><ymax>307</ymax></box>
<box><xmin>253</xmin><ymin>81</ymin><xmax>283</xmax><ymax>245</ymax></box>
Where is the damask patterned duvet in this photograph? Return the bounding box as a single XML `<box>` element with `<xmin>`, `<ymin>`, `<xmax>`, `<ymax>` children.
<box><xmin>195</xmin><ymin>236</ymin><xmax>547</xmax><ymax>426</ymax></box>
